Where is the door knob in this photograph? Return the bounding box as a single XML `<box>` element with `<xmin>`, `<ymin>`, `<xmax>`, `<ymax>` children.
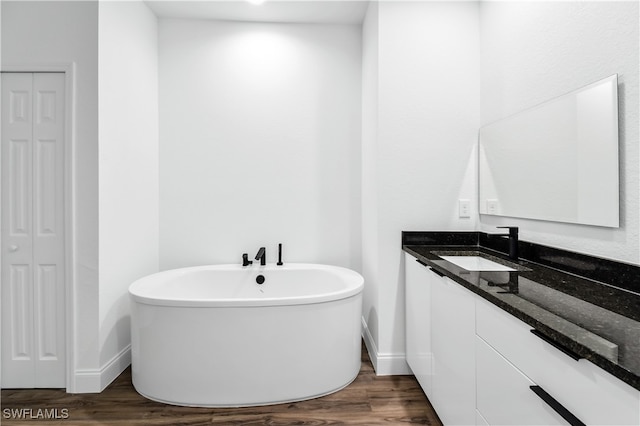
<box><xmin>9</xmin><ymin>245</ymin><xmax>19</xmax><ymax>252</ymax></box>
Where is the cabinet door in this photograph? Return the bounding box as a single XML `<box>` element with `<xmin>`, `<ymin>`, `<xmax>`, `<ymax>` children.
<box><xmin>405</xmin><ymin>254</ymin><xmax>433</xmax><ymax>396</ymax></box>
<box><xmin>476</xmin><ymin>336</ymin><xmax>566</xmax><ymax>426</ymax></box>
<box><xmin>431</xmin><ymin>273</ymin><xmax>476</xmax><ymax>426</ymax></box>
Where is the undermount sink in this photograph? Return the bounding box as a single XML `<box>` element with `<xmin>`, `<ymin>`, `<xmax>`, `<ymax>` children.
<box><xmin>439</xmin><ymin>255</ymin><xmax>516</xmax><ymax>272</ymax></box>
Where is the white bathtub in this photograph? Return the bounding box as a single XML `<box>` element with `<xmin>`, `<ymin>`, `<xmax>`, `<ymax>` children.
<box><xmin>129</xmin><ymin>263</ymin><xmax>364</xmax><ymax>407</ymax></box>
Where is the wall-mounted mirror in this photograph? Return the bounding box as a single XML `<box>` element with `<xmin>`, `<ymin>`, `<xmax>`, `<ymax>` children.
<box><xmin>479</xmin><ymin>74</ymin><xmax>619</xmax><ymax>228</ymax></box>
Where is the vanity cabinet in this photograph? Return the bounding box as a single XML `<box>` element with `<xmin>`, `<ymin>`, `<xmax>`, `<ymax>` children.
<box><xmin>476</xmin><ymin>296</ymin><xmax>640</xmax><ymax>426</ymax></box>
<box><xmin>405</xmin><ymin>251</ymin><xmax>640</xmax><ymax>426</ymax></box>
<box><xmin>405</xmin><ymin>254</ymin><xmax>476</xmax><ymax>426</ymax></box>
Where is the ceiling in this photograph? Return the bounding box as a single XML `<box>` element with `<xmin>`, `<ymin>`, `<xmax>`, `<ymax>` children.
<box><xmin>145</xmin><ymin>0</ymin><xmax>370</xmax><ymax>25</ymax></box>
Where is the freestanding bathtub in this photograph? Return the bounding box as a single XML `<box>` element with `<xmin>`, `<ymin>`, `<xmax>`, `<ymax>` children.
<box><xmin>129</xmin><ymin>263</ymin><xmax>364</xmax><ymax>407</ymax></box>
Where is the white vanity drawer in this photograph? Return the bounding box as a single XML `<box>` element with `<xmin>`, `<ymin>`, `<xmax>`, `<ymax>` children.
<box><xmin>476</xmin><ymin>336</ymin><xmax>565</xmax><ymax>425</ymax></box>
<box><xmin>476</xmin><ymin>296</ymin><xmax>640</xmax><ymax>425</ymax></box>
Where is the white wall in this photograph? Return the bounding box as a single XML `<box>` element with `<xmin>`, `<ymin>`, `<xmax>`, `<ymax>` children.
<box><xmin>158</xmin><ymin>19</ymin><xmax>361</xmax><ymax>271</ymax></box>
<box><xmin>98</xmin><ymin>1</ymin><xmax>158</xmax><ymax>384</ymax></box>
<box><xmin>361</xmin><ymin>1</ymin><xmax>480</xmax><ymax>374</ymax></box>
<box><xmin>1</xmin><ymin>1</ymin><xmax>100</xmax><ymax>391</ymax></box>
<box><xmin>479</xmin><ymin>1</ymin><xmax>640</xmax><ymax>265</ymax></box>
<box><xmin>361</xmin><ymin>0</ymin><xmax>380</xmax><ymax>372</ymax></box>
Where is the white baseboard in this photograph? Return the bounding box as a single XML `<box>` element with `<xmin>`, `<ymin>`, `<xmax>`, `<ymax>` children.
<box><xmin>69</xmin><ymin>344</ymin><xmax>131</xmax><ymax>393</ymax></box>
<box><xmin>361</xmin><ymin>317</ymin><xmax>412</xmax><ymax>376</ymax></box>
<box><xmin>100</xmin><ymin>344</ymin><xmax>131</xmax><ymax>391</ymax></box>
<box><xmin>361</xmin><ymin>316</ymin><xmax>380</xmax><ymax>371</ymax></box>
<box><xmin>69</xmin><ymin>369</ymin><xmax>101</xmax><ymax>394</ymax></box>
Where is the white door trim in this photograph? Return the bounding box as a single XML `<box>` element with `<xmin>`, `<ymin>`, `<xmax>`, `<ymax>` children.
<box><xmin>1</xmin><ymin>63</ymin><xmax>77</xmax><ymax>392</ymax></box>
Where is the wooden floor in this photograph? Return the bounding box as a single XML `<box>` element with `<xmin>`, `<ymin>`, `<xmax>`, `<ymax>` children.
<box><xmin>1</xmin><ymin>343</ymin><xmax>442</xmax><ymax>425</ymax></box>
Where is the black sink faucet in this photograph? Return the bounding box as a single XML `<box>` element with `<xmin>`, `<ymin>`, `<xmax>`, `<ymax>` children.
<box><xmin>255</xmin><ymin>247</ymin><xmax>266</xmax><ymax>266</ymax></box>
<box><xmin>496</xmin><ymin>226</ymin><xmax>519</xmax><ymax>261</ymax></box>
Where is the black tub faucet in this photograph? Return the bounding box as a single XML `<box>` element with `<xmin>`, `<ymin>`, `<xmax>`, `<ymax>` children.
<box><xmin>496</xmin><ymin>226</ymin><xmax>519</xmax><ymax>260</ymax></box>
<box><xmin>255</xmin><ymin>247</ymin><xmax>266</xmax><ymax>266</ymax></box>
<box><xmin>242</xmin><ymin>253</ymin><xmax>252</xmax><ymax>267</ymax></box>
<box><xmin>277</xmin><ymin>243</ymin><xmax>283</xmax><ymax>266</ymax></box>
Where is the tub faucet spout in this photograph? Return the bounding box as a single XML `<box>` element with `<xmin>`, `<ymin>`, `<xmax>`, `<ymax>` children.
<box><xmin>255</xmin><ymin>247</ymin><xmax>266</xmax><ymax>266</ymax></box>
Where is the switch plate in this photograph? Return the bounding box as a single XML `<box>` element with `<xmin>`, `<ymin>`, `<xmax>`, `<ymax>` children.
<box><xmin>459</xmin><ymin>199</ymin><xmax>471</xmax><ymax>218</ymax></box>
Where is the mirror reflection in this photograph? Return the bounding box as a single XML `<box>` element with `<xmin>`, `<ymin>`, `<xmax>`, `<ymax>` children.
<box><xmin>479</xmin><ymin>74</ymin><xmax>619</xmax><ymax>228</ymax></box>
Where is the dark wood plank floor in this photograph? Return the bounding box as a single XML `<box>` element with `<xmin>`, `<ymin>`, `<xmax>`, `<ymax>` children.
<box><xmin>1</xmin><ymin>343</ymin><xmax>442</xmax><ymax>425</ymax></box>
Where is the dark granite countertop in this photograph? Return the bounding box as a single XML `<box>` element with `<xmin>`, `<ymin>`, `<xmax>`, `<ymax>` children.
<box><xmin>403</xmin><ymin>236</ymin><xmax>640</xmax><ymax>392</ymax></box>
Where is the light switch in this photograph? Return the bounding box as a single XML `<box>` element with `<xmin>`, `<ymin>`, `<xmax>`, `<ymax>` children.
<box><xmin>459</xmin><ymin>199</ymin><xmax>471</xmax><ymax>218</ymax></box>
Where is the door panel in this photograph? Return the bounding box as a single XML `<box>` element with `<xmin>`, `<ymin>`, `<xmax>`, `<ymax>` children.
<box><xmin>10</xmin><ymin>264</ymin><xmax>32</xmax><ymax>361</ymax></box>
<box><xmin>404</xmin><ymin>255</ymin><xmax>433</xmax><ymax>397</ymax></box>
<box><xmin>2</xmin><ymin>72</ymin><xmax>66</xmax><ymax>388</ymax></box>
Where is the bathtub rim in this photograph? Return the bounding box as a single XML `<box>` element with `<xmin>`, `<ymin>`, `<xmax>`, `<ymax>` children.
<box><xmin>129</xmin><ymin>262</ymin><xmax>364</xmax><ymax>308</ymax></box>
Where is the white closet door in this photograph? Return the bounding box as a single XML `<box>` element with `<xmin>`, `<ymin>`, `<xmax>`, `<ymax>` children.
<box><xmin>1</xmin><ymin>72</ymin><xmax>66</xmax><ymax>388</ymax></box>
